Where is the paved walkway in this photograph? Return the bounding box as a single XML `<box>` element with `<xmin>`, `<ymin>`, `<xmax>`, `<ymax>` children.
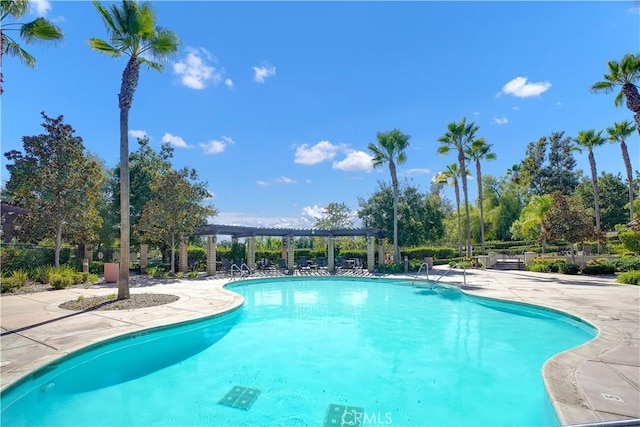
<box><xmin>1</xmin><ymin>269</ymin><xmax>638</xmax><ymax>425</ymax></box>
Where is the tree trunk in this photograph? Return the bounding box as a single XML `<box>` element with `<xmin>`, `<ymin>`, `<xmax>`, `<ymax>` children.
<box><xmin>389</xmin><ymin>161</ymin><xmax>400</xmax><ymax>263</ymax></box>
<box><xmin>116</xmin><ymin>56</ymin><xmax>140</xmax><ymax>300</ymax></box>
<box><xmin>458</xmin><ymin>149</ymin><xmax>471</xmax><ymax>257</ymax></box>
<box><xmin>622</xmin><ymin>82</ymin><xmax>640</xmax><ymax>133</ymax></box>
<box><xmin>54</xmin><ymin>220</ymin><xmax>63</xmax><ymax>267</ymax></box>
<box><xmin>454</xmin><ymin>181</ymin><xmax>462</xmax><ymax>254</ymax></box>
<box><xmin>476</xmin><ymin>159</ymin><xmax>486</xmax><ymax>252</ymax></box>
<box><xmin>170</xmin><ymin>233</ymin><xmax>176</xmax><ymax>276</ymax></box>
<box><xmin>619</xmin><ymin>140</ymin><xmax>634</xmax><ymax>220</ymax></box>
<box><xmin>589</xmin><ymin>150</ymin><xmax>602</xmax><ymax>254</ymax></box>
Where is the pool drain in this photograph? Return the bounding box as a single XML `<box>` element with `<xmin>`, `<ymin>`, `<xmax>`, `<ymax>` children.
<box><xmin>218</xmin><ymin>385</ymin><xmax>260</xmax><ymax>411</ymax></box>
<box><xmin>324</xmin><ymin>404</ymin><xmax>364</xmax><ymax>427</ymax></box>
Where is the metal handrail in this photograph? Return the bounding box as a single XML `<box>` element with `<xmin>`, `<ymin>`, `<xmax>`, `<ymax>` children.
<box><xmin>412</xmin><ymin>262</ymin><xmax>430</xmax><ymax>286</ymax></box>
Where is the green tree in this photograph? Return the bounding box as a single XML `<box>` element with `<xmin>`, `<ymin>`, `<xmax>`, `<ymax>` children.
<box><xmin>590</xmin><ymin>53</ymin><xmax>640</xmax><ymax>131</ymax></box>
<box><xmin>358</xmin><ymin>180</ymin><xmax>443</xmax><ymax>247</ymax></box>
<box><xmin>315</xmin><ymin>202</ymin><xmax>354</xmax><ymax>230</ymax></box>
<box><xmin>0</xmin><ymin>0</ymin><xmax>63</xmax><ymax>95</ymax></box>
<box><xmin>111</xmin><ymin>137</ymin><xmax>174</xmax><ymax>247</ymax></box>
<box><xmin>482</xmin><ymin>176</ymin><xmax>523</xmax><ymax>242</ymax></box>
<box><xmin>520</xmin><ymin>132</ymin><xmax>579</xmax><ymax>197</ymax></box>
<box><xmin>437</xmin><ymin>118</ymin><xmax>477</xmax><ymax>257</ymax></box>
<box><xmin>606</xmin><ymin>120</ymin><xmax>637</xmax><ymax>220</ymax></box>
<box><xmin>542</xmin><ymin>192</ymin><xmax>602</xmax><ymax>264</ymax></box>
<box><xmin>506</xmin><ymin>163</ymin><xmax>521</xmax><ymax>185</ymax></box>
<box><xmin>135</xmin><ymin>170</ymin><xmax>215</xmax><ymax>276</ymax></box>
<box><xmin>510</xmin><ymin>194</ymin><xmax>552</xmax><ymax>251</ymax></box>
<box><xmin>89</xmin><ymin>0</ymin><xmax>180</xmax><ymax>299</ymax></box>
<box><xmin>437</xmin><ymin>163</ymin><xmax>466</xmax><ymax>253</ymax></box>
<box><xmin>367</xmin><ymin>129</ymin><xmax>410</xmax><ymax>262</ymax></box>
<box><xmin>574</xmin><ymin>173</ymin><xmax>629</xmax><ymax>232</ymax></box>
<box><xmin>3</xmin><ymin>113</ymin><xmax>103</xmax><ymax>266</ymax></box>
<box><xmin>574</xmin><ymin>129</ymin><xmax>606</xmax><ymax>254</ymax></box>
<box><xmin>465</xmin><ymin>137</ymin><xmax>496</xmax><ymax>252</ymax></box>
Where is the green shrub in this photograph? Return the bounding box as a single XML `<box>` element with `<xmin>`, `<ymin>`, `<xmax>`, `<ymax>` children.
<box><xmin>559</xmin><ymin>263</ymin><xmax>580</xmax><ymax>275</ymax></box>
<box><xmin>50</xmin><ymin>274</ymin><xmax>73</xmax><ymax>290</ymax></box>
<box><xmin>187</xmin><ymin>271</ymin><xmax>198</xmax><ymax>278</ymax></box>
<box><xmin>11</xmin><ymin>269</ymin><xmax>28</xmax><ymax>286</ymax></box>
<box><xmin>1</xmin><ymin>276</ymin><xmax>22</xmax><ymax>292</ymax></box>
<box><xmin>582</xmin><ymin>259</ymin><xmax>616</xmax><ymax>275</ymax></box>
<box><xmin>612</xmin><ymin>256</ymin><xmax>640</xmax><ymax>272</ymax></box>
<box><xmin>617</xmin><ymin>271</ymin><xmax>640</xmax><ymax>285</ymax></box>
<box><xmin>527</xmin><ymin>257</ymin><xmax>566</xmax><ymax>273</ymax></box>
<box><xmin>374</xmin><ymin>263</ymin><xmax>403</xmax><ymax>274</ymax></box>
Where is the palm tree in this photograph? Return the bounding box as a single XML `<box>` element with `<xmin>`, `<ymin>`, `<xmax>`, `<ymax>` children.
<box><xmin>506</xmin><ymin>163</ymin><xmax>521</xmax><ymax>185</ymax></box>
<box><xmin>89</xmin><ymin>0</ymin><xmax>180</xmax><ymax>300</ymax></box>
<box><xmin>465</xmin><ymin>137</ymin><xmax>496</xmax><ymax>252</ymax></box>
<box><xmin>574</xmin><ymin>129</ymin><xmax>607</xmax><ymax>254</ymax></box>
<box><xmin>606</xmin><ymin>120</ymin><xmax>637</xmax><ymax>220</ymax></box>
<box><xmin>0</xmin><ymin>0</ymin><xmax>63</xmax><ymax>95</ymax></box>
<box><xmin>437</xmin><ymin>118</ymin><xmax>478</xmax><ymax>257</ymax></box>
<box><xmin>367</xmin><ymin>129</ymin><xmax>410</xmax><ymax>263</ymax></box>
<box><xmin>590</xmin><ymin>53</ymin><xmax>640</xmax><ymax>133</ymax></box>
<box><xmin>437</xmin><ymin>163</ymin><xmax>466</xmax><ymax>255</ymax></box>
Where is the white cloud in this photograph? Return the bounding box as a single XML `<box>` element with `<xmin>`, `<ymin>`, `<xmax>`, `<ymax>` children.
<box><xmin>498</xmin><ymin>76</ymin><xmax>551</xmax><ymax>98</ymax></box>
<box><xmin>294</xmin><ymin>140</ymin><xmax>343</xmax><ymax>165</ymax></box>
<box><xmin>128</xmin><ymin>129</ymin><xmax>148</xmax><ymax>139</ymax></box>
<box><xmin>199</xmin><ymin>136</ymin><xmax>234</xmax><ymax>155</ymax></box>
<box><xmin>473</xmin><ymin>111</ymin><xmax>480</xmax><ymax>117</ymax></box>
<box><xmin>224</xmin><ymin>78</ymin><xmax>234</xmax><ymax>88</ymax></box>
<box><xmin>492</xmin><ymin>116</ymin><xmax>508</xmax><ymax>125</ymax></box>
<box><xmin>403</xmin><ymin>168</ymin><xmax>431</xmax><ymax>176</ymax></box>
<box><xmin>214</xmin><ymin>211</ymin><xmax>312</xmax><ymax>229</ymax></box>
<box><xmin>253</xmin><ymin>63</ymin><xmax>276</xmax><ymax>83</ymax></box>
<box><xmin>332</xmin><ymin>151</ymin><xmax>374</xmax><ymax>172</ymax></box>
<box><xmin>173</xmin><ymin>47</ymin><xmax>223</xmax><ymax>90</ymax></box>
<box><xmin>277</xmin><ymin>176</ymin><xmax>296</xmax><ymax>184</ymax></box>
<box><xmin>256</xmin><ymin>180</ymin><xmax>270</xmax><ymax>187</ymax></box>
<box><xmin>162</xmin><ymin>132</ymin><xmax>190</xmax><ymax>148</ymax></box>
<box><xmin>302</xmin><ymin>205</ymin><xmax>324</xmax><ymax>221</ymax></box>
<box><xmin>31</xmin><ymin>0</ymin><xmax>51</xmax><ymax>16</ymax></box>
<box><xmin>556</xmin><ymin>101</ymin><xmax>563</xmax><ymax>107</ymax></box>
<box><xmin>628</xmin><ymin>6</ymin><xmax>640</xmax><ymax>14</ymax></box>
<box><xmin>512</xmin><ymin>106</ymin><xmax>520</xmax><ymax>111</ymax></box>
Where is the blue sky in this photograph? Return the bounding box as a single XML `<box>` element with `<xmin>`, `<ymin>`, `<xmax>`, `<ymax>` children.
<box><xmin>2</xmin><ymin>1</ymin><xmax>639</xmax><ymax>229</ymax></box>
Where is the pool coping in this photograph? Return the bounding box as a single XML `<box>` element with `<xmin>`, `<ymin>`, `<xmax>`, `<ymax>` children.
<box><xmin>1</xmin><ymin>269</ymin><xmax>638</xmax><ymax>425</ymax></box>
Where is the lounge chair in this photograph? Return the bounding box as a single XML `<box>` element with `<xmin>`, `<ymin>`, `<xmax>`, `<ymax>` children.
<box><xmin>299</xmin><ymin>256</ymin><xmax>309</xmax><ymax>270</ymax></box>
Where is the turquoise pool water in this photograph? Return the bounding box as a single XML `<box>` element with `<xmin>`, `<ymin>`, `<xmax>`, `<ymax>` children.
<box><xmin>1</xmin><ymin>277</ymin><xmax>595</xmax><ymax>426</ymax></box>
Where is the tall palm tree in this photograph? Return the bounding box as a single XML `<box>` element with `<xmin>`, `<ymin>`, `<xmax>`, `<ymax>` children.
<box><xmin>606</xmin><ymin>120</ymin><xmax>637</xmax><ymax>220</ymax></box>
<box><xmin>437</xmin><ymin>163</ymin><xmax>466</xmax><ymax>255</ymax></box>
<box><xmin>0</xmin><ymin>0</ymin><xmax>63</xmax><ymax>95</ymax></box>
<box><xmin>437</xmin><ymin>118</ymin><xmax>478</xmax><ymax>257</ymax></box>
<box><xmin>574</xmin><ymin>129</ymin><xmax>607</xmax><ymax>254</ymax></box>
<box><xmin>590</xmin><ymin>53</ymin><xmax>640</xmax><ymax>133</ymax></box>
<box><xmin>89</xmin><ymin>0</ymin><xmax>179</xmax><ymax>300</ymax></box>
<box><xmin>465</xmin><ymin>137</ymin><xmax>496</xmax><ymax>252</ymax></box>
<box><xmin>367</xmin><ymin>129</ymin><xmax>410</xmax><ymax>263</ymax></box>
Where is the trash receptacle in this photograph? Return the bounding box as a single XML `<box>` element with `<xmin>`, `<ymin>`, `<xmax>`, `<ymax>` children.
<box><xmin>104</xmin><ymin>262</ymin><xmax>119</xmax><ymax>283</ymax></box>
<box><xmin>424</xmin><ymin>257</ymin><xmax>433</xmax><ymax>269</ymax></box>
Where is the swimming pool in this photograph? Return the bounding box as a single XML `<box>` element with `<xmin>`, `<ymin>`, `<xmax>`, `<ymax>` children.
<box><xmin>1</xmin><ymin>277</ymin><xmax>595</xmax><ymax>426</ymax></box>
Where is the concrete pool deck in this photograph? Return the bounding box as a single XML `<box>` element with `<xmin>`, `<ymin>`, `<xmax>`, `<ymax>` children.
<box><xmin>1</xmin><ymin>268</ymin><xmax>638</xmax><ymax>425</ymax></box>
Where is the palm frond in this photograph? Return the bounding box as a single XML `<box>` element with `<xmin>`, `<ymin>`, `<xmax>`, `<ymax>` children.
<box><xmin>1</xmin><ymin>0</ymin><xmax>29</xmax><ymax>20</ymax></box>
<box><xmin>87</xmin><ymin>37</ymin><xmax>121</xmax><ymax>56</ymax></box>
<box><xmin>3</xmin><ymin>37</ymin><xmax>35</xmax><ymax>66</ymax></box>
<box><xmin>139</xmin><ymin>57</ymin><xmax>163</xmax><ymax>71</ymax></box>
<box><xmin>19</xmin><ymin>18</ymin><xmax>63</xmax><ymax>44</ymax></box>
<box><xmin>590</xmin><ymin>81</ymin><xmax>614</xmax><ymax>94</ymax></box>
<box><xmin>91</xmin><ymin>0</ymin><xmax>118</xmax><ymax>37</ymax></box>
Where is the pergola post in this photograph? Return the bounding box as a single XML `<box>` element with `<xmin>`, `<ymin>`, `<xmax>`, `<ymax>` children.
<box><xmin>207</xmin><ymin>235</ymin><xmax>217</xmax><ymax>276</ymax></box>
<box><xmin>378</xmin><ymin>238</ymin><xmax>385</xmax><ymax>265</ymax></box>
<box><xmin>328</xmin><ymin>237</ymin><xmax>335</xmax><ymax>273</ymax></box>
<box><xmin>367</xmin><ymin>236</ymin><xmax>375</xmax><ymax>272</ymax></box>
<box><xmin>281</xmin><ymin>237</ymin><xmax>287</xmax><ymax>266</ymax></box>
<box><xmin>179</xmin><ymin>241</ymin><xmax>188</xmax><ymax>273</ymax></box>
<box><xmin>247</xmin><ymin>236</ymin><xmax>256</xmax><ymax>269</ymax></box>
<box><xmin>286</xmin><ymin>236</ymin><xmax>295</xmax><ymax>274</ymax></box>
